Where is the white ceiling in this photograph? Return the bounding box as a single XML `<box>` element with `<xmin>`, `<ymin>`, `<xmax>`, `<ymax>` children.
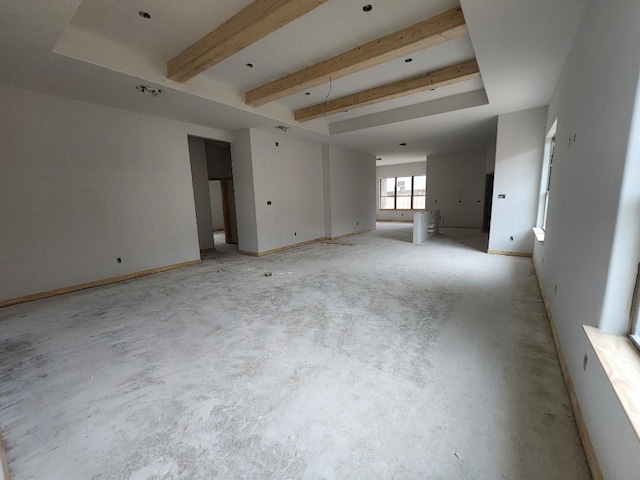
<box><xmin>0</xmin><ymin>0</ymin><xmax>588</xmax><ymax>165</ymax></box>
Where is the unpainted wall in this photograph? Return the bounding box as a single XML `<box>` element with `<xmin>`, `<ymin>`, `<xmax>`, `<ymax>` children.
<box><xmin>488</xmin><ymin>107</ymin><xmax>547</xmax><ymax>254</ymax></box>
<box><xmin>0</xmin><ymin>84</ymin><xmax>230</xmax><ymax>303</ymax></box>
<box><xmin>533</xmin><ymin>0</ymin><xmax>640</xmax><ymax>476</ymax></box>
<box><xmin>325</xmin><ymin>144</ymin><xmax>376</xmax><ymax>238</ymax></box>
<box><xmin>426</xmin><ymin>150</ymin><xmax>486</xmax><ymax>228</ymax></box>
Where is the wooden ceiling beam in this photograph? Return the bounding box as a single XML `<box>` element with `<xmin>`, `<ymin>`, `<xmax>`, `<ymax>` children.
<box><xmin>294</xmin><ymin>59</ymin><xmax>480</xmax><ymax>122</ymax></box>
<box><xmin>246</xmin><ymin>7</ymin><xmax>468</xmax><ymax>107</ymax></box>
<box><xmin>167</xmin><ymin>0</ymin><xmax>329</xmax><ymax>83</ymax></box>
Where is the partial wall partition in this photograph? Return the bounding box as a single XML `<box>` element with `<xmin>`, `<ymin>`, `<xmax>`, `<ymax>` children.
<box><xmin>488</xmin><ymin>107</ymin><xmax>547</xmax><ymax>256</ymax></box>
<box><xmin>426</xmin><ymin>150</ymin><xmax>486</xmax><ymax>228</ymax></box>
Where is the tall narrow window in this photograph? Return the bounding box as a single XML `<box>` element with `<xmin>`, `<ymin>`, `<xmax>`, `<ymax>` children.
<box><xmin>543</xmin><ymin>136</ymin><xmax>555</xmax><ymax>229</ymax></box>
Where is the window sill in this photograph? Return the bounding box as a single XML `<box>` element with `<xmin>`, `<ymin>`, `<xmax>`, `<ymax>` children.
<box><xmin>532</xmin><ymin>227</ymin><xmax>545</xmax><ymax>243</ymax></box>
<box><xmin>583</xmin><ymin>325</ymin><xmax>640</xmax><ymax>440</ymax></box>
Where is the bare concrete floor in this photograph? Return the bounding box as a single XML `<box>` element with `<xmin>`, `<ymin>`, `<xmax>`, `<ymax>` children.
<box><xmin>0</xmin><ymin>224</ymin><xmax>590</xmax><ymax>479</ymax></box>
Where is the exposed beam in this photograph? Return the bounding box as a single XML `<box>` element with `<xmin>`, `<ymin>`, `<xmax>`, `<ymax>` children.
<box><xmin>294</xmin><ymin>59</ymin><xmax>480</xmax><ymax>122</ymax></box>
<box><xmin>246</xmin><ymin>7</ymin><xmax>468</xmax><ymax>107</ymax></box>
<box><xmin>167</xmin><ymin>0</ymin><xmax>329</xmax><ymax>83</ymax></box>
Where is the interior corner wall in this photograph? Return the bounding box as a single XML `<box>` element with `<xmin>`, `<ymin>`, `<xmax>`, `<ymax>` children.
<box><xmin>425</xmin><ymin>151</ymin><xmax>486</xmax><ymax>228</ymax></box>
<box><xmin>531</xmin><ymin>0</ymin><xmax>640</xmax><ymax>477</ymax></box>
<box><xmin>486</xmin><ymin>144</ymin><xmax>496</xmax><ymax>173</ymax></box>
<box><xmin>248</xmin><ymin>129</ymin><xmax>324</xmax><ymax>253</ymax></box>
<box><xmin>488</xmin><ymin>107</ymin><xmax>547</xmax><ymax>254</ymax></box>
<box><xmin>376</xmin><ymin>162</ymin><xmax>426</xmax><ymax>222</ymax></box>
<box><xmin>326</xmin><ymin>144</ymin><xmax>376</xmax><ymax>238</ymax></box>
<box><xmin>229</xmin><ymin>129</ymin><xmax>258</xmax><ymax>253</ymax></box>
<box><xmin>208</xmin><ymin>181</ymin><xmax>225</xmax><ymax>231</ymax></box>
<box><xmin>322</xmin><ymin>145</ymin><xmax>332</xmax><ymax>238</ymax></box>
<box><xmin>0</xmin><ymin>83</ymin><xmax>231</xmax><ymax>303</ymax></box>
<box><xmin>187</xmin><ymin>136</ymin><xmax>214</xmax><ymax>251</ymax></box>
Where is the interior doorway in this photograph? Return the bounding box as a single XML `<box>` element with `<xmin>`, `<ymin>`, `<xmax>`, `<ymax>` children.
<box><xmin>482</xmin><ymin>173</ymin><xmax>494</xmax><ymax>233</ymax></box>
<box><xmin>209</xmin><ymin>178</ymin><xmax>238</xmax><ymax>245</ymax></box>
<box><xmin>187</xmin><ymin>136</ymin><xmax>238</xmax><ymax>256</ymax></box>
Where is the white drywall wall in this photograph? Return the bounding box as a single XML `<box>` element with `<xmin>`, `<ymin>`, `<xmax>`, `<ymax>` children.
<box><xmin>229</xmin><ymin>129</ymin><xmax>258</xmax><ymax>253</ymax></box>
<box><xmin>488</xmin><ymin>107</ymin><xmax>547</xmax><ymax>254</ymax></box>
<box><xmin>0</xmin><ymin>84</ymin><xmax>230</xmax><ymax>303</ymax></box>
<box><xmin>532</xmin><ymin>0</ymin><xmax>640</xmax><ymax>476</ymax></box>
<box><xmin>376</xmin><ymin>162</ymin><xmax>426</xmax><ymax>222</ymax></box>
<box><xmin>426</xmin><ymin>151</ymin><xmax>486</xmax><ymax>228</ymax></box>
<box><xmin>188</xmin><ymin>136</ymin><xmax>214</xmax><ymax>251</ymax></box>
<box><xmin>326</xmin><ymin>144</ymin><xmax>376</xmax><ymax>238</ymax></box>
<box><xmin>249</xmin><ymin>129</ymin><xmax>324</xmax><ymax>253</ymax></box>
<box><xmin>208</xmin><ymin>180</ymin><xmax>225</xmax><ymax>231</ymax></box>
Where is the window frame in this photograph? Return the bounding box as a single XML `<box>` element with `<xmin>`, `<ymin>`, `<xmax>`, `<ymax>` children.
<box><xmin>629</xmin><ymin>262</ymin><xmax>640</xmax><ymax>350</ymax></box>
<box><xmin>379</xmin><ymin>175</ymin><xmax>426</xmax><ymax>210</ymax></box>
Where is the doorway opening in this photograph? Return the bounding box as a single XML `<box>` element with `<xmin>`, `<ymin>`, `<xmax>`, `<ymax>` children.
<box><xmin>187</xmin><ymin>136</ymin><xmax>238</xmax><ymax>256</ymax></box>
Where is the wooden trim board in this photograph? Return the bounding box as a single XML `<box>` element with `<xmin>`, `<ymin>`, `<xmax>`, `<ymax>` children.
<box><xmin>0</xmin><ymin>260</ymin><xmax>201</xmax><ymax>309</ymax></box>
<box><xmin>330</xmin><ymin>227</ymin><xmax>375</xmax><ymax>240</ymax></box>
<box><xmin>239</xmin><ymin>228</ymin><xmax>375</xmax><ymax>256</ymax></box>
<box><xmin>583</xmin><ymin>325</ymin><xmax>640</xmax><ymax>440</ymax></box>
<box><xmin>0</xmin><ymin>428</ymin><xmax>9</xmax><ymax>480</ymax></box>
<box><xmin>487</xmin><ymin>249</ymin><xmax>532</xmax><ymax>257</ymax></box>
<box><xmin>532</xmin><ymin>261</ymin><xmax>604</xmax><ymax>480</ymax></box>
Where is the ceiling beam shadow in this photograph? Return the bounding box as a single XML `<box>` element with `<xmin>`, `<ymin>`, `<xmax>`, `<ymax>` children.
<box><xmin>295</xmin><ymin>59</ymin><xmax>480</xmax><ymax>122</ymax></box>
<box><xmin>245</xmin><ymin>7</ymin><xmax>468</xmax><ymax>107</ymax></box>
<box><xmin>167</xmin><ymin>0</ymin><xmax>329</xmax><ymax>83</ymax></box>
<box><xmin>329</xmin><ymin>89</ymin><xmax>489</xmax><ymax>135</ymax></box>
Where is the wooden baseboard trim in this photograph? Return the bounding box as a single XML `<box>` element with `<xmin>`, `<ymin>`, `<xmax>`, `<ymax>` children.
<box><xmin>239</xmin><ymin>229</ymin><xmax>375</xmax><ymax>257</ymax></box>
<box><xmin>200</xmin><ymin>247</ymin><xmax>216</xmax><ymax>254</ymax></box>
<box><xmin>532</xmin><ymin>261</ymin><xmax>603</xmax><ymax>480</ymax></box>
<box><xmin>487</xmin><ymin>249</ymin><xmax>533</xmax><ymax>257</ymax></box>
<box><xmin>0</xmin><ymin>259</ymin><xmax>201</xmax><ymax>309</ymax></box>
<box><xmin>377</xmin><ymin>219</ymin><xmax>413</xmax><ymax>223</ymax></box>
<box><xmin>0</xmin><ymin>428</ymin><xmax>10</xmax><ymax>480</ymax></box>
<box><xmin>331</xmin><ymin>227</ymin><xmax>375</xmax><ymax>240</ymax></box>
<box><xmin>239</xmin><ymin>237</ymin><xmax>325</xmax><ymax>257</ymax></box>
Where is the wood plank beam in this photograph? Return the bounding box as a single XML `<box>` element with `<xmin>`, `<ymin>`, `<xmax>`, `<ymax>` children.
<box><xmin>246</xmin><ymin>7</ymin><xmax>468</xmax><ymax>107</ymax></box>
<box><xmin>294</xmin><ymin>59</ymin><xmax>480</xmax><ymax>122</ymax></box>
<box><xmin>167</xmin><ymin>0</ymin><xmax>329</xmax><ymax>83</ymax></box>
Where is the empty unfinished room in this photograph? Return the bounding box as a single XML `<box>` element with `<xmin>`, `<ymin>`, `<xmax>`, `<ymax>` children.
<box><xmin>1</xmin><ymin>0</ymin><xmax>639</xmax><ymax>479</ymax></box>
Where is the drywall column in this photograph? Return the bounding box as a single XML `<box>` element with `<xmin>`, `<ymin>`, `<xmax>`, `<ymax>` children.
<box><xmin>326</xmin><ymin>144</ymin><xmax>376</xmax><ymax>238</ymax></box>
<box><xmin>249</xmin><ymin>129</ymin><xmax>324</xmax><ymax>253</ymax></box>
<box><xmin>187</xmin><ymin>136</ymin><xmax>214</xmax><ymax>252</ymax></box>
<box><xmin>426</xmin><ymin>150</ymin><xmax>486</xmax><ymax>227</ymax></box>
<box><xmin>488</xmin><ymin>107</ymin><xmax>546</xmax><ymax>254</ymax></box>
<box><xmin>229</xmin><ymin>129</ymin><xmax>259</xmax><ymax>254</ymax></box>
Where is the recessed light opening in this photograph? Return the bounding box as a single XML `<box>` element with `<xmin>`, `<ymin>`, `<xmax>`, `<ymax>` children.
<box><xmin>399</xmin><ymin>143</ymin><xmax>407</xmax><ymax>146</ymax></box>
<box><xmin>362</xmin><ymin>4</ymin><xmax>373</xmax><ymax>12</ymax></box>
<box><xmin>405</xmin><ymin>58</ymin><xmax>413</xmax><ymax>63</ymax></box>
<box><xmin>305</xmin><ymin>92</ymin><xmax>311</xmax><ymax>95</ymax></box>
<box><xmin>246</xmin><ymin>63</ymin><xmax>254</xmax><ymax>68</ymax></box>
<box><xmin>138</xmin><ymin>11</ymin><xmax>151</xmax><ymax>19</ymax></box>
<box><xmin>136</xmin><ymin>85</ymin><xmax>163</xmax><ymax>97</ymax></box>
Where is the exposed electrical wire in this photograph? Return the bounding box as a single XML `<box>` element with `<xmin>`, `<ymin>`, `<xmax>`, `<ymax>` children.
<box><xmin>323</xmin><ymin>76</ymin><xmax>332</xmax><ymax>117</ymax></box>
